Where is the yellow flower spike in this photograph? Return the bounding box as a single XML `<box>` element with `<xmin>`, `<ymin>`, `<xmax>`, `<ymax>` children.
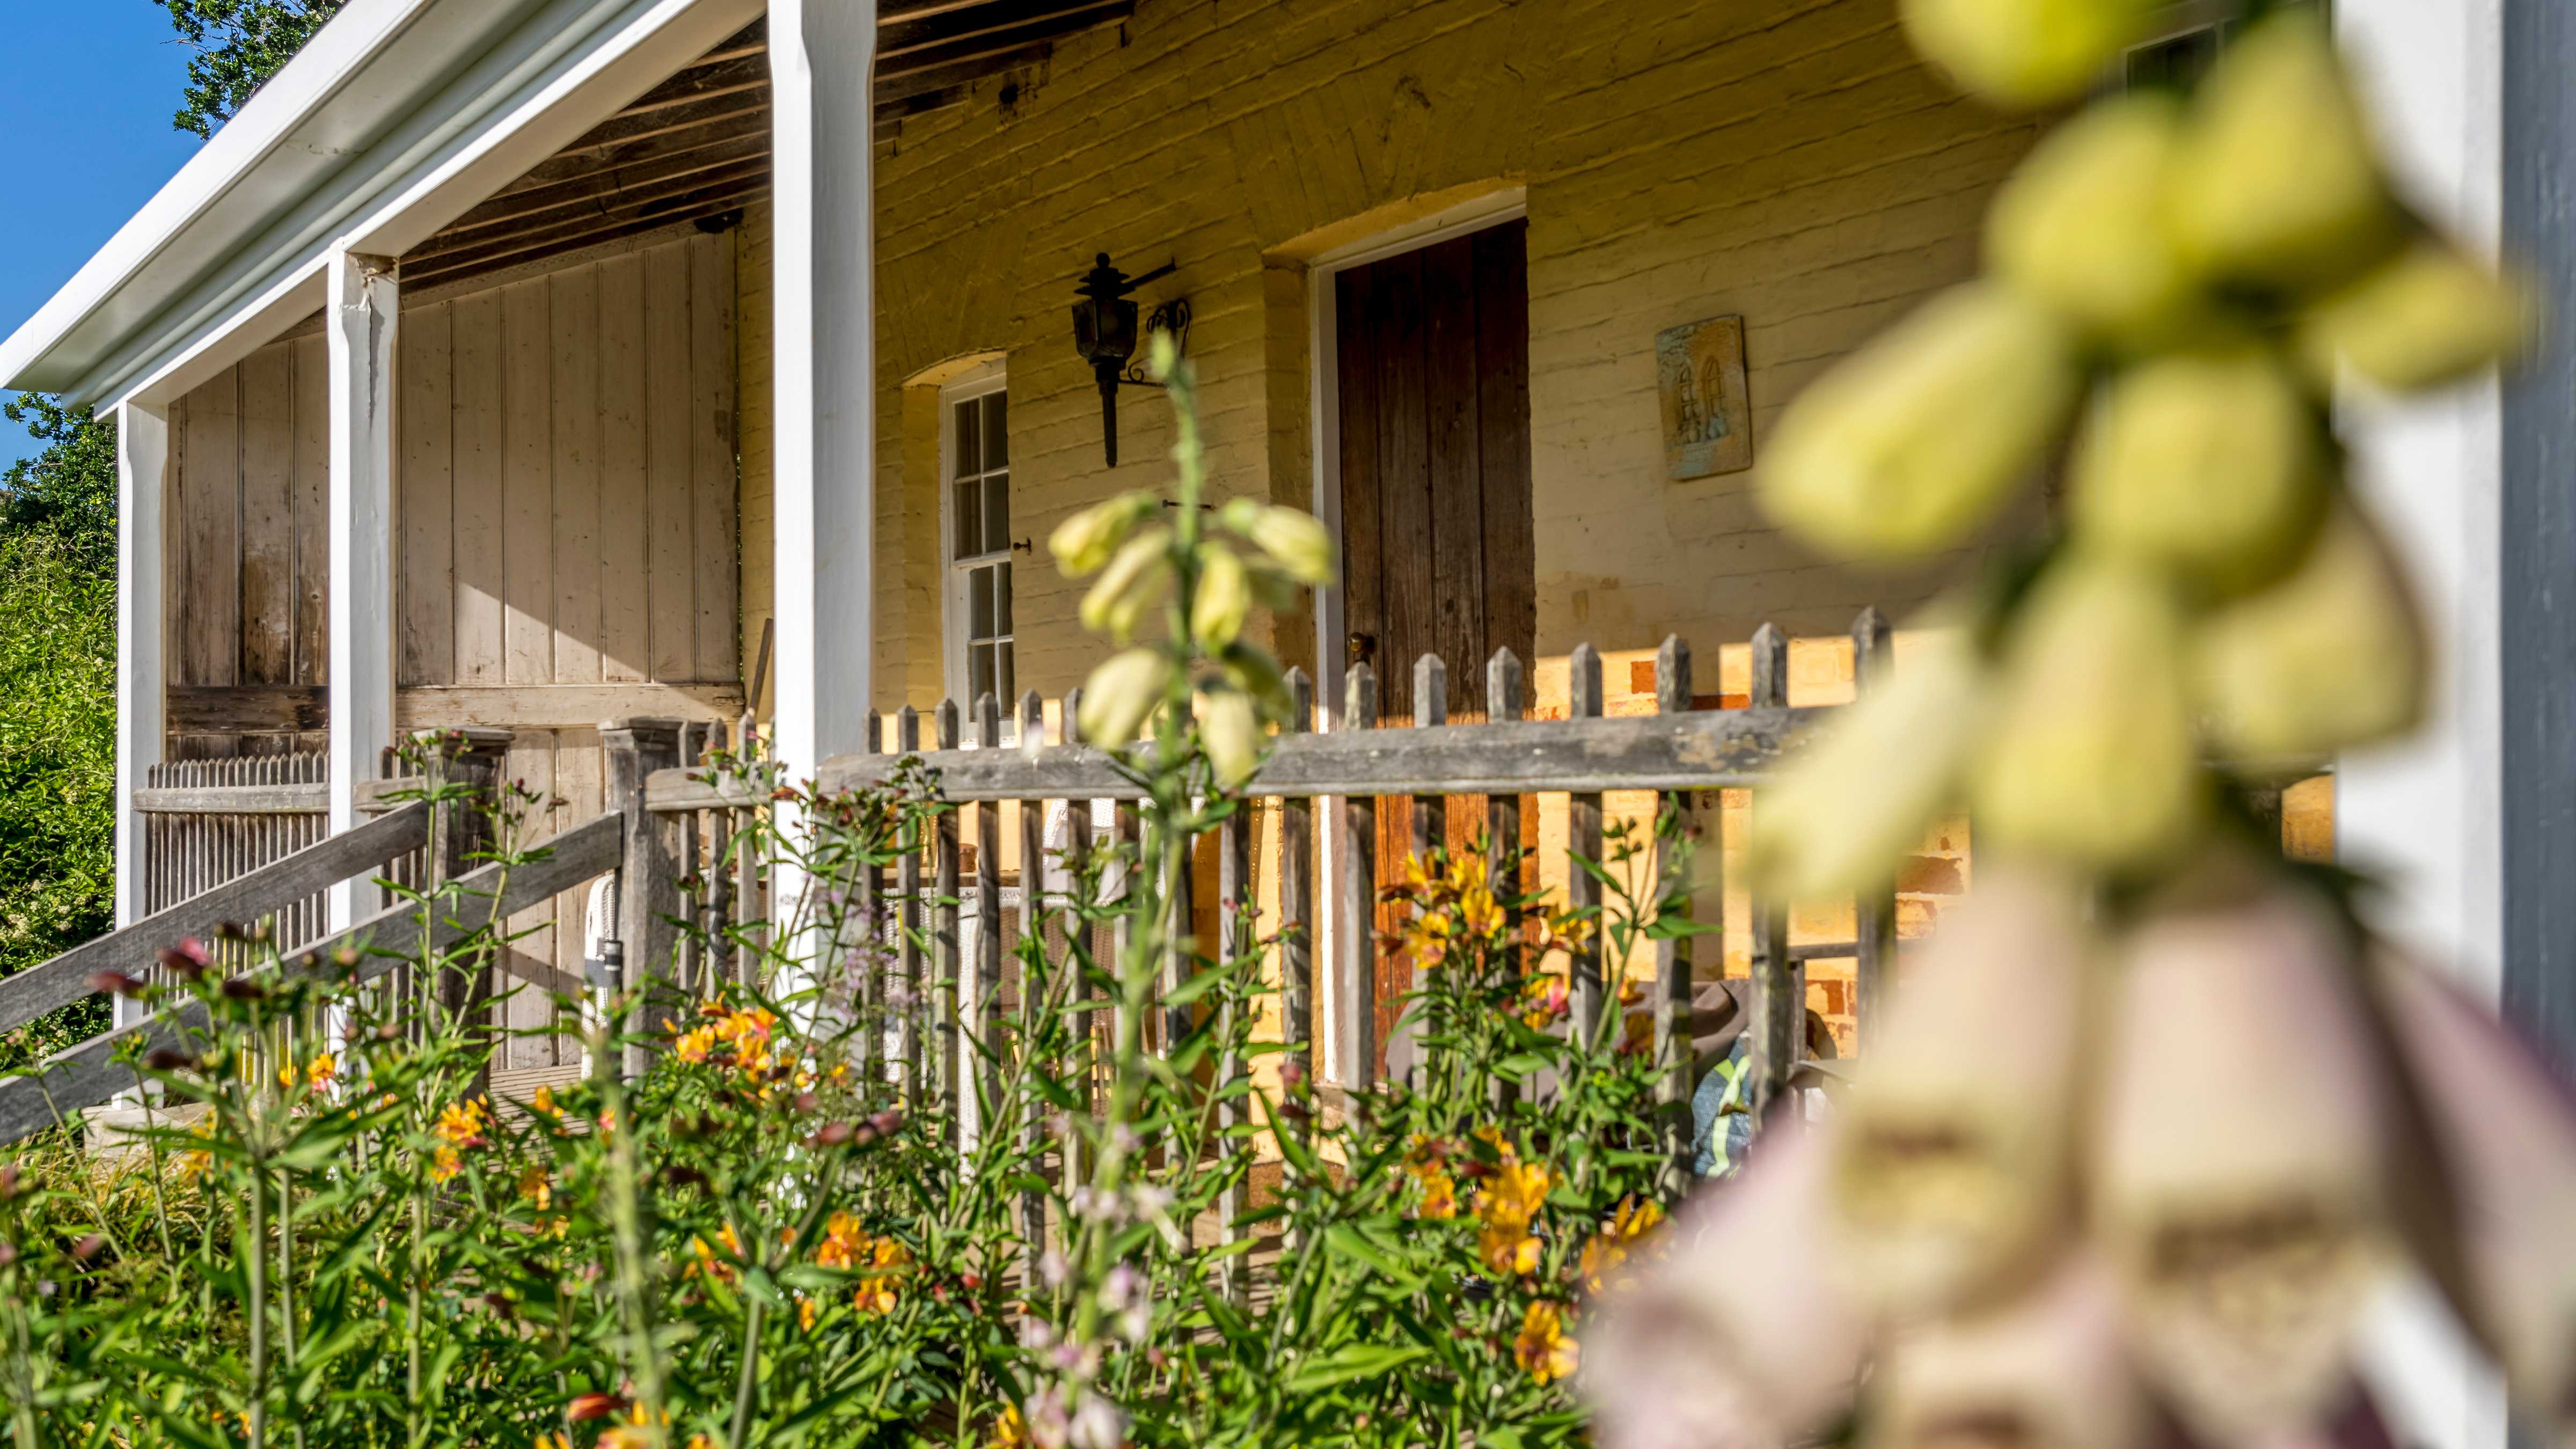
<box><xmin>2165</xmin><ymin>11</ymin><xmax>2403</xmax><ymax>292</ymax></box>
<box><xmin>1988</xmin><ymin>93</ymin><xmax>2200</xmax><ymax>346</ymax></box>
<box><xmin>1076</xmin><ymin>649</ymin><xmax>1174</xmax><ymax>747</ymax></box>
<box><xmin>1760</xmin><ymin>282</ymin><xmax>2081</xmax><ymax>561</ymax></box>
<box><xmin>1191</xmin><ymin>543</ymin><xmax>1252</xmax><ymax>653</ymax></box>
<box><xmin>1195</xmin><ymin>687</ymin><xmax>1263</xmax><ymax>788</ymax></box>
<box><xmin>2295</xmin><ymin>238</ymin><xmax>2536</xmax><ymax>393</ymax></box>
<box><xmin>2069</xmin><ymin>346</ymin><xmax>2326</xmax><ymax>598</ymax></box>
<box><xmin>1048</xmin><ymin>491</ymin><xmax>1157</xmax><ymax>576</ymax></box>
<box><xmin>1899</xmin><ymin>0</ymin><xmax>2156</xmax><ymax>109</ymax></box>
<box><xmin>1078</xmin><ymin>528</ymin><xmax>1174</xmax><ymax>644</ymax></box>
<box><xmin>1972</xmin><ymin>558</ymin><xmax>2204</xmax><ymax>871</ymax></box>
<box><xmin>2196</xmin><ymin>500</ymin><xmax>2426</xmax><ymax>766</ymax></box>
<box><xmin>1753</xmin><ymin>623</ymin><xmax>1986</xmax><ymax>901</ymax></box>
<box><xmin>1514</xmin><ymin>1301</ymin><xmax>1581</xmax><ymax>1386</ymax></box>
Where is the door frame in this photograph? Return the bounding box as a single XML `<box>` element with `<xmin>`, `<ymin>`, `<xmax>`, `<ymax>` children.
<box><xmin>1301</xmin><ymin>185</ymin><xmax>1527</xmax><ymax>1087</ymax></box>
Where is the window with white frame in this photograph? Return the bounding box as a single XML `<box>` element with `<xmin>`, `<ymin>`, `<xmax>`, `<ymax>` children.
<box><xmin>943</xmin><ymin>373</ymin><xmax>1016</xmax><ymax>715</ymax></box>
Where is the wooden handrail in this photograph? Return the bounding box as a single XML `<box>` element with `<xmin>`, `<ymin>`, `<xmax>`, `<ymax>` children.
<box><xmin>639</xmin><ymin>704</ymin><xmax>1829</xmax><ymax>811</ymax></box>
<box><xmin>0</xmin><ymin>803</ymin><xmax>433</xmax><ymax>1037</ymax></box>
<box><xmin>133</xmin><ymin>777</ymin><xmax>427</xmax><ymax>816</ymax></box>
<box><xmin>0</xmin><ymin>810</ymin><xmax>624</xmax><ymax>1145</ymax></box>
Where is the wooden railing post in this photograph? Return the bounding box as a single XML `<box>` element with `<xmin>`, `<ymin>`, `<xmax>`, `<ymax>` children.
<box><xmin>934</xmin><ymin>700</ymin><xmax>963</xmax><ymax>1113</ymax></box>
<box><xmin>1745</xmin><ymin>626</ymin><xmax>1799</xmax><ymax>1130</ymax></box>
<box><xmin>423</xmin><ymin>728</ymin><xmax>511</xmax><ymax>1082</ymax></box>
<box><xmin>604</xmin><ymin>717</ymin><xmax>685</xmax><ymax>1081</ymax></box>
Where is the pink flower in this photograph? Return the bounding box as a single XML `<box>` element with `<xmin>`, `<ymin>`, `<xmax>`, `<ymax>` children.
<box><xmin>1868</xmin><ymin>1254</ymin><xmax>2146</xmax><ymax>1449</ymax></box>
<box><xmin>2094</xmin><ymin>883</ymin><xmax>2394</xmax><ymax>1441</ymax></box>
<box><xmin>1580</xmin><ymin>1125</ymin><xmax>1867</xmax><ymax>1449</ymax></box>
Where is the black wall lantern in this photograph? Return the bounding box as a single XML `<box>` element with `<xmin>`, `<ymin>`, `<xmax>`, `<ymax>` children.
<box><xmin>1072</xmin><ymin>252</ymin><xmax>1190</xmax><ymax>467</ymax></box>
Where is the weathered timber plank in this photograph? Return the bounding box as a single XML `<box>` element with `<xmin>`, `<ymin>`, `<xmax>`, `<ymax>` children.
<box><xmin>0</xmin><ymin>813</ymin><xmax>620</xmax><ymax>1144</ymax></box>
<box><xmin>134</xmin><ymin>784</ymin><xmax>328</xmax><ymax>815</ymax></box>
<box><xmin>165</xmin><ymin>685</ymin><xmax>329</xmax><ymax>734</ymax></box>
<box><xmin>0</xmin><ymin>803</ymin><xmax>430</xmax><ymax>1035</ymax></box>
<box><xmin>641</xmin><ymin>704</ymin><xmax>1824</xmax><ymax>813</ymax></box>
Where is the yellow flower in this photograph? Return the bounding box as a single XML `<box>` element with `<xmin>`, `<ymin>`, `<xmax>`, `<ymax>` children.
<box><xmin>1760</xmin><ymin>282</ymin><xmax>2080</xmax><ymax>561</ymax></box>
<box><xmin>1049</xmin><ymin>492</ymin><xmax>1157</xmax><ymax>576</ymax></box>
<box><xmin>1415</xmin><ymin>1167</ymin><xmax>1459</xmax><ymax>1221</ymax></box>
<box><xmin>1076</xmin><ymin>649</ymin><xmax>1174</xmax><ymax>746</ymax></box>
<box><xmin>2295</xmin><ymin>239</ymin><xmax>2534</xmax><ymax>394</ymax></box>
<box><xmin>1195</xmin><ymin>687</ymin><xmax>1263</xmax><ymax>788</ymax></box>
<box><xmin>1514</xmin><ymin>1301</ymin><xmax>1581</xmax><ymax>1386</ymax></box>
<box><xmin>2164</xmin><ymin>11</ymin><xmax>2401</xmax><ymax>291</ymax></box>
<box><xmin>1579</xmin><ymin>1196</ymin><xmax>1666</xmax><ymax>1293</ymax></box>
<box><xmin>854</xmin><ymin>1236</ymin><xmax>910</xmax><ymax>1314</ymax></box>
<box><xmin>531</xmin><ymin>1084</ymin><xmax>556</xmax><ymax>1116</ymax></box>
<box><xmin>1899</xmin><ymin>0</ymin><xmax>2154</xmax><ymax>108</ymax></box>
<box><xmin>815</xmin><ymin>1211</ymin><xmax>868</xmax><ymax>1271</ymax></box>
<box><xmin>1988</xmin><ymin>93</ymin><xmax>2199</xmax><ymax>347</ymax></box>
<box><xmin>1221</xmin><ymin>500</ymin><xmax>1336</xmax><ymax>586</ymax></box>
<box><xmin>1191</xmin><ymin>544</ymin><xmax>1252</xmax><ymax>653</ymax></box>
<box><xmin>799</xmin><ymin>1296</ymin><xmax>819</xmax><ymax>1333</ymax></box>
<box><xmin>1474</xmin><ymin>1154</ymin><xmax>1554</xmax><ymax>1278</ymax></box>
<box><xmin>1079</xmin><ymin>529</ymin><xmax>1174</xmax><ymax>643</ymax></box>
<box><xmin>430</xmin><ymin>1097</ymin><xmax>491</xmax><ymax>1182</ymax></box>
<box><xmin>2195</xmin><ymin>502</ymin><xmax>2426</xmax><ymax>764</ymax></box>
<box><xmin>518</xmin><ymin>1167</ymin><xmax>553</xmax><ymax>1214</ymax></box>
<box><xmin>992</xmin><ymin>1403</ymin><xmax>1029</xmax><ymax>1449</ymax></box>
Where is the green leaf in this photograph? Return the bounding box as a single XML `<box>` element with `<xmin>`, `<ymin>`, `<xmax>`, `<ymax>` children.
<box><xmin>1283</xmin><ymin>1343</ymin><xmax>1430</xmax><ymax>1392</ymax></box>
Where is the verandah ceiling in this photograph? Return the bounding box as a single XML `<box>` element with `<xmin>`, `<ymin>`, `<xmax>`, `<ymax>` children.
<box><xmin>401</xmin><ymin>0</ymin><xmax>1134</xmax><ymax>290</ymax></box>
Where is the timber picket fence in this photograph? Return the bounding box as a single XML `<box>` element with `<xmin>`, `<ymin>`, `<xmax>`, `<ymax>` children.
<box><xmin>0</xmin><ymin>616</ymin><xmax>1911</xmax><ymax>1277</ymax></box>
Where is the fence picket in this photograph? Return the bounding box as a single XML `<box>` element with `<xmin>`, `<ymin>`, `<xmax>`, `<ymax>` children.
<box><xmin>1567</xmin><ymin>645</ymin><xmax>1605</xmax><ymax>1045</ymax></box>
<box><xmin>1850</xmin><ymin>608</ymin><xmax>1896</xmax><ymax>1048</ymax></box>
<box><xmin>1018</xmin><ymin>690</ymin><xmax>1050</xmax><ymax>1261</ymax></box>
<box><xmin>1280</xmin><ymin>670</ymin><xmax>1315</xmax><ymax>1095</ymax></box>
<box><xmin>1652</xmin><ymin>636</ymin><xmax>1695</xmax><ymax>1189</ymax></box>
<box><xmin>896</xmin><ymin>706</ymin><xmax>925</xmax><ymax>1095</ymax></box>
<box><xmin>1746</xmin><ymin>624</ymin><xmax>1798</xmax><ymax>1130</ymax></box>
<box><xmin>934</xmin><ymin>700</ymin><xmax>963</xmax><ymax>1118</ymax></box>
<box><xmin>1217</xmin><ymin>778</ymin><xmax>1253</xmax><ymax>1302</ymax></box>
<box><xmin>1340</xmin><ymin>663</ymin><xmax>1379</xmax><ymax>1089</ymax></box>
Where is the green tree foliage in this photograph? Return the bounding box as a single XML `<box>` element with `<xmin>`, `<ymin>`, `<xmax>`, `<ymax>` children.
<box><xmin>155</xmin><ymin>0</ymin><xmax>346</xmax><ymax>138</ymax></box>
<box><xmin>0</xmin><ymin>398</ymin><xmax>117</xmax><ymax>1063</ymax></box>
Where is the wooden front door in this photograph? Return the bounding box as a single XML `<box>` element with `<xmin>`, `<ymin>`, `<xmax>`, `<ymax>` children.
<box><xmin>1334</xmin><ymin>217</ymin><xmax>1535</xmax><ymax>1069</ymax></box>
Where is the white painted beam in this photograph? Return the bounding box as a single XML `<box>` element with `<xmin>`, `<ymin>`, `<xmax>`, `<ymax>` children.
<box><xmin>327</xmin><ymin>249</ymin><xmax>400</xmax><ymax>929</ymax></box>
<box><xmin>112</xmin><ymin>402</ymin><xmax>167</xmax><ymax>1031</ymax></box>
<box><xmin>2335</xmin><ymin>3</ymin><xmax>2509</xmax><ymax>1447</ymax></box>
<box><xmin>767</xmin><ymin>0</ymin><xmax>877</xmax><ymax>779</ymax></box>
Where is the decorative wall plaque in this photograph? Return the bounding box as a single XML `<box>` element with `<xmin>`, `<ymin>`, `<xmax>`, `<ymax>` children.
<box><xmin>1656</xmin><ymin>314</ymin><xmax>1753</xmax><ymax>480</ymax></box>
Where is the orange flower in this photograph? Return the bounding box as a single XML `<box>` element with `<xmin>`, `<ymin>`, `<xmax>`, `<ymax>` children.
<box><xmin>1473</xmin><ymin>1153</ymin><xmax>1554</xmax><ymax>1278</ymax></box>
<box><xmin>1515</xmin><ymin>1301</ymin><xmax>1580</xmax><ymax>1385</ymax></box>
<box><xmin>430</xmin><ymin>1097</ymin><xmax>489</xmax><ymax>1182</ymax></box>
<box><xmin>1578</xmin><ymin>1196</ymin><xmax>1665</xmax><ymax>1292</ymax></box>
<box><xmin>992</xmin><ymin>1403</ymin><xmax>1028</xmax><ymax>1448</ymax></box>
<box><xmin>1416</xmin><ymin>1167</ymin><xmax>1459</xmax><ymax>1221</ymax></box>
<box><xmin>815</xmin><ymin>1211</ymin><xmax>868</xmax><ymax>1270</ymax></box>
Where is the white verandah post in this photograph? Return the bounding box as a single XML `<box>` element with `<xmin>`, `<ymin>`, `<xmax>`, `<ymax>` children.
<box><xmin>766</xmin><ymin>0</ymin><xmax>877</xmax><ymax>967</ymax></box>
<box><xmin>326</xmin><ymin>248</ymin><xmax>399</xmax><ymax>929</ymax></box>
<box><xmin>112</xmin><ymin>401</ymin><xmax>168</xmax><ymax>1030</ymax></box>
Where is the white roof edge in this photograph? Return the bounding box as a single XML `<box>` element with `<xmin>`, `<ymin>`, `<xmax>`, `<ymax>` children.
<box><xmin>0</xmin><ymin>0</ymin><xmax>560</xmax><ymax>400</ymax></box>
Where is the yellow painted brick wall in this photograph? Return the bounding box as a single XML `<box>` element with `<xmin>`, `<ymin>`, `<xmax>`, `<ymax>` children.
<box><xmin>838</xmin><ymin>0</ymin><xmax>2042</xmax><ymax>714</ymax></box>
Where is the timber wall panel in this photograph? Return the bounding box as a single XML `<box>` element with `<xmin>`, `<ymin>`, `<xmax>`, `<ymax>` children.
<box><xmin>726</xmin><ymin>0</ymin><xmax>2043</xmax><ymax>713</ymax></box>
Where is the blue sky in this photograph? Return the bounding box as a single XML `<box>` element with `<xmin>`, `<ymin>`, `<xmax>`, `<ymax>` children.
<box><xmin>0</xmin><ymin>1</ymin><xmax>201</xmax><ymax>471</ymax></box>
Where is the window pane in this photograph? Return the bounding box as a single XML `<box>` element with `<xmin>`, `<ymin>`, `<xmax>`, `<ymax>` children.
<box><xmin>985</xmin><ymin>472</ymin><xmax>1012</xmax><ymax>554</ymax></box>
<box><xmin>969</xmin><ymin>643</ymin><xmax>995</xmax><ymax>708</ymax></box>
<box><xmin>997</xmin><ymin>643</ymin><xmax>1015</xmax><ymax>711</ymax></box>
<box><xmin>994</xmin><ymin>561</ymin><xmax>1014</xmax><ymax>635</ymax></box>
<box><xmin>984</xmin><ymin>392</ymin><xmax>1008</xmax><ymax>469</ymax></box>
<box><xmin>953</xmin><ymin>480</ymin><xmax>982</xmax><ymax>562</ymax></box>
<box><xmin>954</xmin><ymin>397</ymin><xmax>982</xmax><ymax>477</ymax></box>
<box><xmin>970</xmin><ymin>565</ymin><xmax>996</xmax><ymax>637</ymax></box>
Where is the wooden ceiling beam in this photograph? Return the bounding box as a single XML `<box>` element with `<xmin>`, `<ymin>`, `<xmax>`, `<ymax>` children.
<box><xmin>881</xmin><ymin>0</ymin><xmax>1129</xmax><ymax>61</ymax></box>
<box><xmin>408</xmin><ymin>157</ymin><xmax>772</xmax><ymax>261</ymax></box>
<box><xmin>876</xmin><ymin>45</ymin><xmax>1052</xmax><ymax>104</ymax></box>
<box><xmin>613</xmin><ymin>54</ymin><xmax>770</xmax><ymax>118</ymax></box>
<box><xmin>404</xmin><ymin>177</ymin><xmax>772</xmax><ymax>283</ymax></box>
<box><xmin>496</xmin><ymin>107</ymin><xmax>771</xmax><ymax>195</ymax></box>
<box><xmin>553</xmin><ymin>89</ymin><xmax>772</xmax><ymax>159</ymax></box>
<box><xmin>404</xmin><ymin>203</ymin><xmax>765</xmax><ymax>290</ymax></box>
<box><xmin>878</xmin><ymin>9</ymin><xmax>1116</xmax><ymax>79</ymax></box>
<box><xmin>439</xmin><ymin>138</ymin><xmax>773</xmax><ymax>239</ymax></box>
